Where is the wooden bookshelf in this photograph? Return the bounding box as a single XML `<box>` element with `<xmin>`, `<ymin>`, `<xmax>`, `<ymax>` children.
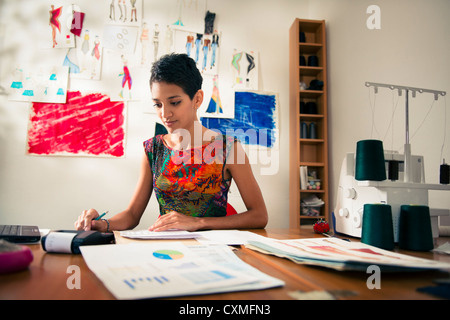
<box><xmin>289</xmin><ymin>19</ymin><xmax>329</xmax><ymax>228</ymax></box>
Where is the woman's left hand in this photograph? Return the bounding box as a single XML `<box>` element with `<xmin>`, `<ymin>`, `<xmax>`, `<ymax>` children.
<box><xmin>148</xmin><ymin>211</ymin><xmax>201</xmax><ymax>232</ymax></box>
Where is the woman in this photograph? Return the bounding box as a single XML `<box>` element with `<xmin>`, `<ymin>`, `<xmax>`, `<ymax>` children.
<box><xmin>74</xmin><ymin>53</ymin><xmax>268</xmax><ymax>232</ymax></box>
<box><xmin>49</xmin><ymin>5</ymin><xmax>62</xmax><ymax>48</ymax></box>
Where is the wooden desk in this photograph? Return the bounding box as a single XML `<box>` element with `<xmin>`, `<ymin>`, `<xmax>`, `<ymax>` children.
<box><xmin>1</xmin><ymin>228</ymin><xmax>449</xmax><ymax>300</ymax></box>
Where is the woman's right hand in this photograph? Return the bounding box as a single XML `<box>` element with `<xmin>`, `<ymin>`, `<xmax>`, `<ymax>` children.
<box><xmin>74</xmin><ymin>208</ymin><xmax>105</xmax><ymax>231</ymax></box>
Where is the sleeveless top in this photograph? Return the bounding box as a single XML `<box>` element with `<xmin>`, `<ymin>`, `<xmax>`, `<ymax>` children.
<box><xmin>143</xmin><ymin>134</ymin><xmax>236</xmax><ymax>217</ymax></box>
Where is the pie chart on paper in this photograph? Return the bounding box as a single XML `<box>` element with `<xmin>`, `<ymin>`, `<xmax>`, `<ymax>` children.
<box><xmin>152</xmin><ymin>249</ymin><xmax>184</xmax><ymax>260</ymax></box>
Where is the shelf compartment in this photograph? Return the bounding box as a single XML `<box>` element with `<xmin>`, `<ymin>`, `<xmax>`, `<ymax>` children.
<box><xmin>299</xmin><ymin>66</ymin><xmax>323</xmax><ymax>76</ymax></box>
<box><xmin>299</xmin><ymin>43</ymin><xmax>322</xmax><ymax>54</ymax></box>
<box><xmin>299</xmin><ymin>142</ymin><xmax>325</xmax><ymax>163</ymax></box>
<box><xmin>299</xmin><ymin>21</ymin><xmax>324</xmax><ymax>43</ymax></box>
<box><xmin>299</xmin><ymin>90</ymin><xmax>323</xmax><ymax>99</ymax></box>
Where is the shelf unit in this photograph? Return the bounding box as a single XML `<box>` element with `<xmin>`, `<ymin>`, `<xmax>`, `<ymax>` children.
<box><xmin>289</xmin><ymin>19</ymin><xmax>329</xmax><ymax>228</ymax></box>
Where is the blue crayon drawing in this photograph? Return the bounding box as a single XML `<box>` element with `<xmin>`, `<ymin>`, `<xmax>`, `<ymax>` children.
<box><xmin>201</xmin><ymin>91</ymin><xmax>278</xmax><ymax>148</ymax></box>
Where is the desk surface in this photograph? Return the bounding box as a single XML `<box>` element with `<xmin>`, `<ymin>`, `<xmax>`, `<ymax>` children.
<box><xmin>1</xmin><ymin>228</ymin><xmax>449</xmax><ymax>300</ymax></box>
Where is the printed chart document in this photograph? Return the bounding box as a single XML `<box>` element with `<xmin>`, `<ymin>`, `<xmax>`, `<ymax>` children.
<box><xmin>80</xmin><ymin>242</ymin><xmax>283</xmax><ymax>299</ymax></box>
<box><xmin>188</xmin><ymin>244</ymin><xmax>284</xmax><ymax>293</ymax></box>
<box><xmin>246</xmin><ymin>236</ymin><xmax>450</xmax><ymax>272</ymax></box>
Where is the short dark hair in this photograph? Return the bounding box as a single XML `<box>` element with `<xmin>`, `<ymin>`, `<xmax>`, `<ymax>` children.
<box><xmin>150</xmin><ymin>53</ymin><xmax>203</xmax><ymax>100</ymax></box>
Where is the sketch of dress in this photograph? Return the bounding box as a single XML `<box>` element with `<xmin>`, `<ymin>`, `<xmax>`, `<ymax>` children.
<box><xmin>82</xmin><ymin>30</ymin><xmax>90</xmax><ymax>55</ymax></box>
<box><xmin>210</xmin><ymin>33</ymin><xmax>219</xmax><ymax>68</ymax></box>
<box><xmin>186</xmin><ymin>34</ymin><xmax>194</xmax><ymax>56</ymax></box>
<box><xmin>206</xmin><ymin>75</ymin><xmax>223</xmax><ymax>114</ymax></box>
<box><xmin>153</xmin><ymin>24</ymin><xmax>160</xmax><ymax>62</ymax></box>
<box><xmin>119</xmin><ymin>55</ymin><xmax>132</xmax><ymax>99</ymax></box>
<box><xmin>164</xmin><ymin>25</ymin><xmax>173</xmax><ymax>54</ymax></box>
<box><xmin>49</xmin><ymin>5</ymin><xmax>62</xmax><ymax>48</ymax></box>
<box><xmin>202</xmin><ymin>38</ymin><xmax>210</xmax><ymax>71</ymax></box>
<box><xmin>194</xmin><ymin>34</ymin><xmax>202</xmax><ymax>63</ymax></box>
<box><xmin>63</xmin><ymin>48</ymin><xmax>80</xmax><ymax>74</ymax></box>
<box><xmin>92</xmin><ymin>37</ymin><xmax>101</xmax><ymax>60</ymax></box>
<box><xmin>140</xmin><ymin>23</ymin><xmax>149</xmax><ymax>65</ymax></box>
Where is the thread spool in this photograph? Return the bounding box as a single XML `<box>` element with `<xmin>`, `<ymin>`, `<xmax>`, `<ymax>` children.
<box><xmin>300</xmin><ymin>55</ymin><xmax>306</xmax><ymax>66</ymax></box>
<box><xmin>300</xmin><ymin>101</ymin><xmax>306</xmax><ymax>114</ymax></box>
<box><xmin>361</xmin><ymin>204</ymin><xmax>394</xmax><ymax>250</ymax></box>
<box><xmin>308</xmin><ymin>55</ymin><xmax>319</xmax><ymax>67</ymax></box>
<box><xmin>355</xmin><ymin>140</ymin><xmax>387</xmax><ymax>181</ymax></box>
<box><xmin>305</xmin><ymin>101</ymin><xmax>317</xmax><ymax>114</ymax></box>
<box><xmin>309</xmin><ymin>122</ymin><xmax>317</xmax><ymax>139</ymax></box>
<box><xmin>300</xmin><ymin>122</ymin><xmax>308</xmax><ymax>139</ymax></box>
<box><xmin>388</xmin><ymin>160</ymin><xmax>399</xmax><ymax>181</ymax></box>
<box><xmin>398</xmin><ymin>205</ymin><xmax>434</xmax><ymax>251</ymax></box>
<box><xmin>440</xmin><ymin>160</ymin><xmax>450</xmax><ymax>184</ymax></box>
<box><xmin>299</xmin><ymin>31</ymin><xmax>306</xmax><ymax>43</ymax></box>
<box><xmin>308</xmin><ymin>79</ymin><xmax>324</xmax><ymax>91</ymax></box>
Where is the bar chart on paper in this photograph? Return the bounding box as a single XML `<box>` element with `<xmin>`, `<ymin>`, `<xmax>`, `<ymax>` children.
<box><xmin>80</xmin><ymin>242</ymin><xmax>260</xmax><ymax>299</ymax></box>
<box><xmin>123</xmin><ymin>275</ymin><xmax>170</xmax><ymax>289</ymax></box>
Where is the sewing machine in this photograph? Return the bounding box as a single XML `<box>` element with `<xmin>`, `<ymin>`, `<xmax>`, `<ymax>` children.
<box><xmin>333</xmin><ymin>152</ymin><xmax>450</xmax><ymax>242</ymax></box>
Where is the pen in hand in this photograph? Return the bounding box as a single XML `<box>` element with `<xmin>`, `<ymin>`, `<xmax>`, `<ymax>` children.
<box><xmin>94</xmin><ymin>211</ymin><xmax>109</xmax><ymax>221</ymax></box>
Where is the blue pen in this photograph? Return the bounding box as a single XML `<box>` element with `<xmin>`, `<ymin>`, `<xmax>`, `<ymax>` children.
<box><xmin>94</xmin><ymin>211</ymin><xmax>109</xmax><ymax>221</ymax></box>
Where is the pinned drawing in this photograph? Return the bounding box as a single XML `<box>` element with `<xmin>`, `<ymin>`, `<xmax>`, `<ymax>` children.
<box><xmin>46</xmin><ymin>5</ymin><xmax>75</xmax><ymax>48</ymax></box>
<box><xmin>119</xmin><ymin>55</ymin><xmax>132</xmax><ymax>100</ymax></box>
<box><xmin>210</xmin><ymin>32</ymin><xmax>219</xmax><ymax>69</ymax></box>
<box><xmin>199</xmin><ymin>74</ymin><xmax>234</xmax><ymax>119</ymax></box>
<box><xmin>107</xmin><ymin>0</ymin><xmax>141</xmax><ymax>26</ymax></box>
<box><xmin>70</xmin><ymin>10</ymin><xmax>85</xmax><ymax>37</ymax></box>
<box><xmin>173</xmin><ymin>0</ymin><xmax>185</xmax><ymax>26</ymax></box>
<box><xmin>63</xmin><ymin>30</ymin><xmax>103</xmax><ymax>80</ymax></box>
<box><xmin>173</xmin><ymin>29</ymin><xmax>220</xmax><ymax>76</ymax></box>
<box><xmin>8</xmin><ymin>66</ymin><xmax>68</xmax><ymax>103</ymax></box>
<box><xmin>49</xmin><ymin>5</ymin><xmax>62</xmax><ymax>48</ymax></box>
<box><xmin>164</xmin><ymin>25</ymin><xmax>174</xmax><ymax>55</ymax></box>
<box><xmin>186</xmin><ymin>33</ymin><xmax>194</xmax><ymax>56</ymax></box>
<box><xmin>103</xmin><ymin>25</ymin><xmax>139</xmax><ymax>54</ymax></box>
<box><xmin>153</xmin><ymin>24</ymin><xmax>160</xmax><ymax>62</ymax></box>
<box><xmin>205</xmin><ymin>75</ymin><xmax>223</xmax><ymax>115</ymax></box>
<box><xmin>201</xmin><ymin>91</ymin><xmax>279</xmax><ymax>149</ymax></box>
<box><xmin>140</xmin><ymin>22</ymin><xmax>150</xmax><ymax>65</ymax></box>
<box><xmin>231</xmin><ymin>49</ymin><xmax>259</xmax><ymax>90</ymax></box>
<box><xmin>103</xmin><ymin>50</ymin><xmax>149</xmax><ymax>102</ymax></box>
<box><xmin>27</xmin><ymin>91</ymin><xmax>126</xmax><ymax>157</ymax></box>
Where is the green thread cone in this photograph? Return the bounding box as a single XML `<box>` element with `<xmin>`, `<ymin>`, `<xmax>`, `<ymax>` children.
<box><xmin>355</xmin><ymin>140</ymin><xmax>386</xmax><ymax>181</ymax></box>
<box><xmin>398</xmin><ymin>205</ymin><xmax>434</xmax><ymax>251</ymax></box>
<box><xmin>361</xmin><ymin>204</ymin><xmax>394</xmax><ymax>250</ymax></box>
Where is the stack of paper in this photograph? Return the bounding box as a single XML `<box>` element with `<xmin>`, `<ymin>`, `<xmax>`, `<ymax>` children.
<box><xmin>120</xmin><ymin>229</ymin><xmax>263</xmax><ymax>245</ymax></box>
<box><xmin>246</xmin><ymin>235</ymin><xmax>450</xmax><ymax>272</ymax></box>
<box><xmin>120</xmin><ymin>230</ymin><xmax>201</xmax><ymax>240</ymax></box>
<box><xmin>301</xmin><ymin>195</ymin><xmax>324</xmax><ymax>207</ymax></box>
<box><xmin>80</xmin><ymin>241</ymin><xmax>284</xmax><ymax>299</ymax></box>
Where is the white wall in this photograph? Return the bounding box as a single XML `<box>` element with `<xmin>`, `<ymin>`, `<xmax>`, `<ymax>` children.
<box><xmin>308</xmin><ymin>0</ymin><xmax>450</xmax><ymax>213</ymax></box>
<box><xmin>0</xmin><ymin>0</ymin><xmax>308</xmax><ymax>229</ymax></box>
<box><xmin>1</xmin><ymin>0</ymin><xmax>449</xmax><ymax>230</ymax></box>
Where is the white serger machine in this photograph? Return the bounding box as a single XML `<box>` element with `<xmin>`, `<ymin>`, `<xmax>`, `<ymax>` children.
<box><xmin>333</xmin><ymin>151</ymin><xmax>450</xmax><ymax>242</ymax></box>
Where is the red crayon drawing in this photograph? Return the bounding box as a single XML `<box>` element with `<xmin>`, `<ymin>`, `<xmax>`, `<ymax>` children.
<box><xmin>27</xmin><ymin>91</ymin><xmax>125</xmax><ymax>157</ymax></box>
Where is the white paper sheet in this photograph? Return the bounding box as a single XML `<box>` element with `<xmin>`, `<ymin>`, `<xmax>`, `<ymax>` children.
<box><xmin>119</xmin><ymin>229</ymin><xmax>201</xmax><ymax>239</ymax></box>
<box><xmin>80</xmin><ymin>242</ymin><xmax>282</xmax><ymax>299</ymax></box>
<box><xmin>195</xmin><ymin>230</ymin><xmax>262</xmax><ymax>245</ymax></box>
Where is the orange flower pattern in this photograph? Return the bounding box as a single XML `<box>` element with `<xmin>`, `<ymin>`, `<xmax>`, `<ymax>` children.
<box><xmin>144</xmin><ymin>135</ymin><xmax>236</xmax><ymax>217</ymax></box>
